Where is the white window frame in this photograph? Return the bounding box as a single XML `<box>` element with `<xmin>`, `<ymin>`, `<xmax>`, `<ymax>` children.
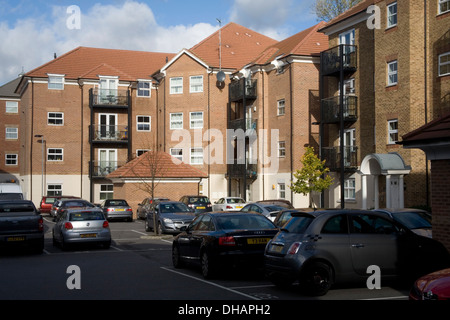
<box><xmin>278</xmin><ymin>183</ymin><xmax>286</xmax><ymax>199</ymax></box>
<box><xmin>170</xmin><ymin>148</ymin><xmax>183</xmax><ymax>162</ymax></box>
<box><xmin>277</xmin><ymin>99</ymin><xmax>285</xmax><ymax>116</ymax></box>
<box><xmin>387</xmin><ymin>60</ymin><xmax>398</xmax><ymax>86</ymax></box>
<box><xmin>339</xmin><ymin>29</ymin><xmax>355</xmax><ymax>45</ymax></box>
<box><xmin>137</xmin><ymin>80</ymin><xmax>151</xmax><ymax>97</ymax></box>
<box><xmin>48</xmin><ymin>74</ymin><xmax>64</xmax><ymax>90</ymax></box>
<box><xmin>47</xmin><ymin>148</ymin><xmax>64</xmax><ymax>161</ymax></box>
<box><xmin>278</xmin><ymin>141</ymin><xmax>286</xmax><ymax>158</ymax></box>
<box><xmin>438</xmin><ymin>52</ymin><xmax>450</xmax><ymax>77</ymax></box>
<box><xmin>189</xmin><ymin>111</ymin><xmax>203</xmax><ymax>129</ymax></box>
<box><xmin>170</xmin><ymin>112</ymin><xmax>183</xmax><ymax>129</ymax></box>
<box><xmin>190</xmin><ymin>147</ymin><xmax>203</xmax><ymax>165</ymax></box>
<box><xmin>136</xmin><ymin>115</ymin><xmax>151</xmax><ymax>131</ymax></box>
<box><xmin>5</xmin><ymin>127</ymin><xmax>18</xmax><ymax>140</ymax></box>
<box><xmin>344</xmin><ymin>178</ymin><xmax>356</xmax><ymax>200</ymax></box>
<box><xmin>388</xmin><ymin>119</ymin><xmax>398</xmax><ymax>144</ymax></box>
<box><xmin>100</xmin><ymin>184</ymin><xmax>114</xmax><ymax>200</ymax></box>
<box><xmin>47</xmin><ymin>112</ymin><xmax>64</xmax><ymax>126</ymax></box>
<box><xmin>5</xmin><ymin>101</ymin><xmax>18</xmax><ymax>113</ymax></box>
<box><xmin>47</xmin><ymin>184</ymin><xmax>62</xmax><ymax>196</ymax></box>
<box><xmin>439</xmin><ymin>0</ymin><xmax>450</xmax><ymax>14</ymax></box>
<box><xmin>5</xmin><ymin>154</ymin><xmax>18</xmax><ymax>166</ymax></box>
<box><xmin>170</xmin><ymin>77</ymin><xmax>183</xmax><ymax>94</ymax></box>
<box><xmin>190</xmin><ymin>75</ymin><xmax>203</xmax><ymax>93</ymax></box>
<box><xmin>387</xmin><ymin>2</ymin><xmax>398</xmax><ymax>28</ymax></box>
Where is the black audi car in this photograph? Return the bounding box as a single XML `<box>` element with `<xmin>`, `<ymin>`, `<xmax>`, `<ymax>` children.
<box><xmin>172</xmin><ymin>212</ymin><xmax>278</xmax><ymax>279</ymax></box>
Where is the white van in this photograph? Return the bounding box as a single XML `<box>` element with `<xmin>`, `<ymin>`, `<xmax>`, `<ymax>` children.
<box><xmin>0</xmin><ymin>183</ymin><xmax>24</xmax><ymax>200</ymax></box>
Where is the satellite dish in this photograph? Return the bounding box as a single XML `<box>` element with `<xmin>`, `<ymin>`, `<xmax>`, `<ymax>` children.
<box><xmin>216</xmin><ymin>70</ymin><xmax>225</xmax><ymax>83</ymax></box>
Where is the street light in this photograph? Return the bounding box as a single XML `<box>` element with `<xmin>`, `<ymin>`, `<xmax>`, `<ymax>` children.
<box><xmin>34</xmin><ymin>134</ymin><xmax>46</xmax><ymax>199</ymax></box>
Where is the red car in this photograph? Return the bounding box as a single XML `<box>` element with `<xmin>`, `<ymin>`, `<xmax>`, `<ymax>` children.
<box><xmin>410</xmin><ymin>268</ymin><xmax>450</xmax><ymax>300</ymax></box>
<box><xmin>39</xmin><ymin>195</ymin><xmax>80</xmax><ymax>215</ymax></box>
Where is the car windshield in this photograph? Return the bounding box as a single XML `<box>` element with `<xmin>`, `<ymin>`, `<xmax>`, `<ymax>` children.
<box><xmin>265</xmin><ymin>205</ymin><xmax>285</xmax><ymax>212</ymax></box>
<box><xmin>188</xmin><ymin>197</ymin><xmax>210</xmax><ymax>204</ymax></box>
<box><xmin>216</xmin><ymin>214</ymin><xmax>275</xmax><ymax>230</ymax></box>
<box><xmin>227</xmin><ymin>198</ymin><xmax>245</xmax><ymax>204</ymax></box>
<box><xmin>106</xmin><ymin>200</ymin><xmax>128</xmax><ymax>206</ymax></box>
<box><xmin>392</xmin><ymin>211</ymin><xmax>432</xmax><ymax>229</ymax></box>
<box><xmin>282</xmin><ymin>215</ymin><xmax>314</xmax><ymax>233</ymax></box>
<box><xmin>0</xmin><ymin>203</ymin><xmax>35</xmax><ymax>213</ymax></box>
<box><xmin>44</xmin><ymin>197</ymin><xmax>57</xmax><ymax>204</ymax></box>
<box><xmin>69</xmin><ymin>211</ymin><xmax>104</xmax><ymax>221</ymax></box>
<box><xmin>160</xmin><ymin>203</ymin><xmax>190</xmax><ymax>213</ymax></box>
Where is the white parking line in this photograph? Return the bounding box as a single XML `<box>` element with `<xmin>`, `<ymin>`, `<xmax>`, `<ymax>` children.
<box><xmin>360</xmin><ymin>295</ymin><xmax>409</xmax><ymax>300</ymax></box>
<box><xmin>131</xmin><ymin>229</ymin><xmax>147</xmax><ymax>236</ymax></box>
<box><xmin>161</xmin><ymin>267</ymin><xmax>259</xmax><ymax>300</ymax></box>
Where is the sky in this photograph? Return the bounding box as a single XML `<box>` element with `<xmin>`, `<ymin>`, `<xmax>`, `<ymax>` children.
<box><xmin>0</xmin><ymin>0</ymin><xmax>319</xmax><ymax>86</ymax></box>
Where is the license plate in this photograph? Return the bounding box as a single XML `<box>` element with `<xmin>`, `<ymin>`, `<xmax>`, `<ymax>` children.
<box><xmin>236</xmin><ymin>206</ymin><xmax>242</xmax><ymax>209</ymax></box>
<box><xmin>197</xmin><ymin>206</ymin><xmax>205</xmax><ymax>209</ymax></box>
<box><xmin>6</xmin><ymin>236</ymin><xmax>26</xmax><ymax>242</ymax></box>
<box><xmin>247</xmin><ymin>238</ymin><xmax>271</xmax><ymax>245</ymax></box>
<box><xmin>269</xmin><ymin>244</ymin><xmax>284</xmax><ymax>253</ymax></box>
<box><xmin>80</xmin><ymin>233</ymin><xmax>97</xmax><ymax>238</ymax></box>
<box><xmin>116</xmin><ymin>209</ymin><xmax>125</xmax><ymax>211</ymax></box>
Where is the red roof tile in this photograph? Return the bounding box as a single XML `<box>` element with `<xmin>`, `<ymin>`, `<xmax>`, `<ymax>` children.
<box><xmin>107</xmin><ymin>151</ymin><xmax>208</xmax><ymax>179</ymax></box>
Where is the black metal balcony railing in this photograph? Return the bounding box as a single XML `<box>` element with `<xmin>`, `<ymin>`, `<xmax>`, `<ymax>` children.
<box><xmin>321</xmin><ymin>44</ymin><xmax>357</xmax><ymax>76</ymax></box>
<box><xmin>321</xmin><ymin>95</ymin><xmax>358</xmax><ymax>123</ymax></box>
<box><xmin>229</xmin><ymin>78</ymin><xmax>257</xmax><ymax>102</ymax></box>
<box><xmin>90</xmin><ymin>125</ymin><xmax>128</xmax><ymax>142</ymax></box>
<box><xmin>227</xmin><ymin>163</ymin><xmax>257</xmax><ymax>180</ymax></box>
<box><xmin>91</xmin><ymin>88</ymin><xmax>129</xmax><ymax>107</ymax></box>
<box><xmin>322</xmin><ymin>146</ymin><xmax>358</xmax><ymax>171</ymax></box>
<box><xmin>90</xmin><ymin>161</ymin><xmax>126</xmax><ymax>178</ymax></box>
<box><xmin>228</xmin><ymin>118</ymin><xmax>257</xmax><ymax>132</ymax></box>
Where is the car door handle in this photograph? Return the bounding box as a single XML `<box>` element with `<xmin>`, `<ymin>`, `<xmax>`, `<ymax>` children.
<box><xmin>351</xmin><ymin>243</ymin><xmax>365</xmax><ymax>248</ymax></box>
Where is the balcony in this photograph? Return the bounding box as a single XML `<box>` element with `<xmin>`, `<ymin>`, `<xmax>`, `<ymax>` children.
<box><xmin>90</xmin><ymin>88</ymin><xmax>129</xmax><ymax>108</ymax></box>
<box><xmin>321</xmin><ymin>44</ymin><xmax>357</xmax><ymax>76</ymax></box>
<box><xmin>229</xmin><ymin>78</ymin><xmax>257</xmax><ymax>102</ymax></box>
<box><xmin>321</xmin><ymin>95</ymin><xmax>357</xmax><ymax>124</ymax></box>
<box><xmin>90</xmin><ymin>125</ymin><xmax>129</xmax><ymax>144</ymax></box>
<box><xmin>90</xmin><ymin>161</ymin><xmax>126</xmax><ymax>178</ymax></box>
<box><xmin>227</xmin><ymin>163</ymin><xmax>257</xmax><ymax>180</ymax></box>
<box><xmin>322</xmin><ymin>146</ymin><xmax>358</xmax><ymax>171</ymax></box>
<box><xmin>228</xmin><ymin>118</ymin><xmax>257</xmax><ymax>133</ymax></box>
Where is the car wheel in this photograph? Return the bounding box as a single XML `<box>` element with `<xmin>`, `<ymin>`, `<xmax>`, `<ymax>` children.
<box><xmin>172</xmin><ymin>245</ymin><xmax>184</xmax><ymax>268</ymax></box>
<box><xmin>201</xmin><ymin>251</ymin><xmax>216</xmax><ymax>279</ymax></box>
<box><xmin>300</xmin><ymin>261</ymin><xmax>333</xmax><ymax>296</ymax></box>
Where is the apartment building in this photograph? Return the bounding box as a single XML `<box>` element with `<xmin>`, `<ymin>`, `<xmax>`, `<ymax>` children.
<box><xmin>318</xmin><ymin>0</ymin><xmax>449</xmax><ymax>209</ymax></box>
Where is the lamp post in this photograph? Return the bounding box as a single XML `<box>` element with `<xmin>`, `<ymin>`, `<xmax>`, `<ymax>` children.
<box><xmin>34</xmin><ymin>134</ymin><xmax>45</xmax><ymax>199</ymax></box>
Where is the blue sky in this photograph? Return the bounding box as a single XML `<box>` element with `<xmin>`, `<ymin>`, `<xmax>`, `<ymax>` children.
<box><xmin>0</xmin><ymin>0</ymin><xmax>319</xmax><ymax>86</ymax></box>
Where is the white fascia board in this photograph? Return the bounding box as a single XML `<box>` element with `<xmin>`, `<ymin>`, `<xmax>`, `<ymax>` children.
<box><xmin>321</xmin><ymin>11</ymin><xmax>371</xmax><ymax>36</ymax></box>
<box><xmin>160</xmin><ymin>49</ymin><xmax>209</xmax><ymax>74</ymax></box>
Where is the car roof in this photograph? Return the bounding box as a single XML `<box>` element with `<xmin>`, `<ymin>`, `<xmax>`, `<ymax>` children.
<box><xmin>64</xmin><ymin>207</ymin><xmax>103</xmax><ymax>213</ymax></box>
<box><xmin>374</xmin><ymin>208</ymin><xmax>428</xmax><ymax>213</ymax></box>
<box><xmin>207</xmin><ymin>211</ymin><xmax>263</xmax><ymax>217</ymax></box>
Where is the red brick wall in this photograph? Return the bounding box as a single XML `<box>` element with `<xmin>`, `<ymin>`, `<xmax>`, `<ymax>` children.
<box><xmin>431</xmin><ymin>159</ymin><xmax>450</xmax><ymax>252</ymax></box>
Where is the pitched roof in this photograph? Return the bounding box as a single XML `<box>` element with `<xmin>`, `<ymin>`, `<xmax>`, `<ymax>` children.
<box><xmin>0</xmin><ymin>77</ymin><xmax>21</xmax><ymax>98</ymax></box>
<box><xmin>107</xmin><ymin>151</ymin><xmax>208</xmax><ymax>179</ymax></box>
<box><xmin>189</xmin><ymin>22</ymin><xmax>277</xmax><ymax>70</ymax></box>
<box><xmin>402</xmin><ymin>112</ymin><xmax>450</xmax><ymax>144</ymax></box>
<box><xmin>319</xmin><ymin>0</ymin><xmax>376</xmax><ymax>32</ymax></box>
<box><xmin>251</xmin><ymin>22</ymin><xmax>328</xmax><ymax>65</ymax></box>
<box><xmin>25</xmin><ymin>47</ymin><xmax>176</xmax><ymax>81</ymax></box>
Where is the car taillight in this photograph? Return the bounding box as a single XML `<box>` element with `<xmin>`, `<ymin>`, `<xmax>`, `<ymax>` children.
<box><xmin>219</xmin><ymin>236</ymin><xmax>236</xmax><ymax>246</ymax></box>
<box><xmin>38</xmin><ymin>218</ymin><xmax>44</xmax><ymax>232</ymax></box>
<box><xmin>226</xmin><ymin>205</ymin><xmax>233</xmax><ymax>209</ymax></box>
<box><xmin>107</xmin><ymin>208</ymin><xmax>114</xmax><ymax>212</ymax></box>
<box><xmin>207</xmin><ymin>204</ymin><xmax>212</xmax><ymax>207</ymax></box>
<box><xmin>103</xmin><ymin>221</ymin><xmax>109</xmax><ymax>228</ymax></box>
<box><xmin>287</xmin><ymin>242</ymin><xmax>301</xmax><ymax>255</ymax></box>
<box><xmin>188</xmin><ymin>204</ymin><xmax>195</xmax><ymax>208</ymax></box>
<box><xmin>64</xmin><ymin>222</ymin><xmax>73</xmax><ymax>230</ymax></box>
<box><xmin>126</xmin><ymin>208</ymin><xmax>132</xmax><ymax>211</ymax></box>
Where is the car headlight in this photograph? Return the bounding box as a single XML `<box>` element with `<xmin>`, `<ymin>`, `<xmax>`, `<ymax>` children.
<box><xmin>163</xmin><ymin>218</ymin><xmax>173</xmax><ymax>224</ymax></box>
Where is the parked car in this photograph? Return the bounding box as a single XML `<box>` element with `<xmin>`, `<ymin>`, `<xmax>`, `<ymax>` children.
<box><xmin>264</xmin><ymin>209</ymin><xmax>450</xmax><ymax>296</ymax></box>
<box><xmin>0</xmin><ymin>183</ymin><xmax>23</xmax><ymax>200</ymax></box>
<box><xmin>52</xmin><ymin>207</ymin><xmax>111</xmax><ymax>250</ymax></box>
<box><xmin>373</xmin><ymin>208</ymin><xmax>432</xmax><ymax>238</ymax></box>
<box><xmin>409</xmin><ymin>268</ymin><xmax>450</xmax><ymax>300</ymax></box>
<box><xmin>212</xmin><ymin>197</ymin><xmax>246</xmax><ymax>212</ymax></box>
<box><xmin>256</xmin><ymin>199</ymin><xmax>294</xmax><ymax>209</ymax></box>
<box><xmin>179</xmin><ymin>195</ymin><xmax>212</xmax><ymax>213</ymax></box>
<box><xmin>39</xmin><ymin>195</ymin><xmax>80</xmax><ymax>215</ymax></box>
<box><xmin>273</xmin><ymin>209</ymin><xmax>312</xmax><ymax>227</ymax></box>
<box><xmin>137</xmin><ymin>197</ymin><xmax>170</xmax><ymax>220</ymax></box>
<box><xmin>51</xmin><ymin>199</ymin><xmax>95</xmax><ymax>221</ymax></box>
<box><xmin>172</xmin><ymin>212</ymin><xmax>279</xmax><ymax>278</ymax></box>
<box><xmin>100</xmin><ymin>199</ymin><xmax>133</xmax><ymax>222</ymax></box>
<box><xmin>145</xmin><ymin>201</ymin><xmax>196</xmax><ymax>234</ymax></box>
<box><xmin>240</xmin><ymin>203</ymin><xmax>286</xmax><ymax>221</ymax></box>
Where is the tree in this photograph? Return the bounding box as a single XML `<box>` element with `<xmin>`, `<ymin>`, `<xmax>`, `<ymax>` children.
<box><xmin>290</xmin><ymin>146</ymin><xmax>333</xmax><ymax>209</ymax></box>
<box><xmin>312</xmin><ymin>0</ymin><xmax>363</xmax><ymax>22</ymax></box>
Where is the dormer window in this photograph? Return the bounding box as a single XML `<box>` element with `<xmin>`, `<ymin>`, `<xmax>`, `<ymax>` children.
<box><xmin>48</xmin><ymin>74</ymin><xmax>64</xmax><ymax>90</ymax></box>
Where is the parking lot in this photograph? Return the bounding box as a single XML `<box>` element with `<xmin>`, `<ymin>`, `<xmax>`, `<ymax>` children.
<box><xmin>6</xmin><ymin>216</ymin><xmax>407</xmax><ymax>301</ymax></box>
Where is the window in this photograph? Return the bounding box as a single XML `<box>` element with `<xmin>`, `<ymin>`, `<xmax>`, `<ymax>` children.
<box><xmin>278</xmin><ymin>141</ymin><xmax>286</xmax><ymax>157</ymax></box>
<box><xmin>322</xmin><ymin>215</ymin><xmax>348</xmax><ymax>234</ymax></box>
<box><xmin>6</xmin><ymin>101</ymin><xmax>18</xmax><ymax>113</ymax></box>
<box><xmin>47</xmin><ymin>148</ymin><xmax>63</xmax><ymax>161</ymax></box>
<box><xmin>439</xmin><ymin>52</ymin><xmax>450</xmax><ymax>76</ymax></box>
<box><xmin>48</xmin><ymin>112</ymin><xmax>64</xmax><ymax>126</ymax></box>
<box><xmin>137</xmin><ymin>80</ymin><xmax>151</xmax><ymax>97</ymax></box>
<box><xmin>190</xmin><ymin>76</ymin><xmax>203</xmax><ymax>93</ymax></box>
<box><xmin>170</xmin><ymin>112</ymin><xmax>183</xmax><ymax>129</ymax></box>
<box><xmin>5</xmin><ymin>154</ymin><xmax>18</xmax><ymax>166</ymax></box>
<box><xmin>48</xmin><ymin>74</ymin><xmax>64</xmax><ymax>90</ymax></box>
<box><xmin>277</xmin><ymin>99</ymin><xmax>285</xmax><ymax>115</ymax></box>
<box><xmin>278</xmin><ymin>183</ymin><xmax>286</xmax><ymax>199</ymax></box>
<box><xmin>387</xmin><ymin>2</ymin><xmax>397</xmax><ymax>28</ymax></box>
<box><xmin>344</xmin><ymin>178</ymin><xmax>356</xmax><ymax>200</ymax></box>
<box><xmin>136</xmin><ymin>149</ymin><xmax>149</xmax><ymax>157</ymax></box>
<box><xmin>439</xmin><ymin>0</ymin><xmax>450</xmax><ymax>14</ymax></box>
<box><xmin>388</xmin><ymin>119</ymin><xmax>398</xmax><ymax>144</ymax></box>
<box><xmin>170</xmin><ymin>77</ymin><xmax>183</xmax><ymax>94</ymax></box>
<box><xmin>100</xmin><ymin>184</ymin><xmax>114</xmax><ymax>200</ymax></box>
<box><xmin>190</xmin><ymin>147</ymin><xmax>203</xmax><ymax>165</ymax></box>
<box><xmin>5</xmin><ymin>127</ymin><xmax>18</xmax><ymax>140</ymax></box>
<box><xmin>350</xmin><ymin>214</ymin><xmax>398</xmax><ymax>234</ymax></box>
<box><xmin>137</xmin><ymin>115</ymin><xmax>151</xmax><ymax>131</ymax></box>
<box><xmin>190</xmin><ymin>112</ymin><xmax>203</xmax><ymax>129</ymax></box>
<box><xmin>47</xmin><ymin>184</ymin><xmax>62</xmax><ymax>196</ymax></box>
<box><xmin>387</xmin><ymin>60</ymin><xmax>398</xmax><ymax>86</ymax></box>
<box><xmin>170</xmin><ymin>148</ymin><xmax>183</xmax><ymax>162</ymax></box>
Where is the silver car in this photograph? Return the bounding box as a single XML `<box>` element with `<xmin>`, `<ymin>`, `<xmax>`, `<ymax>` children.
<box><xmin>52</xmin><ymin>208</ymin><xmax>111</xmax><ymax>250</ymax></box>
<box><xmin>212</xmin><ymin>197</ymin><xmax>246</xmax><ymax>211</ymax></box>
<box><xmin>100</xmin><ymin>199</ymin><xmax>133</xmax><ymax>222</ymax></box>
